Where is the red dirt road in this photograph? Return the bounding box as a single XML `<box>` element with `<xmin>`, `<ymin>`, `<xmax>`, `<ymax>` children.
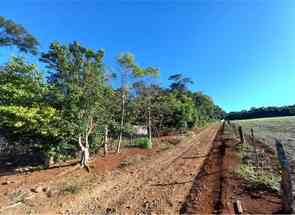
<box><xmin>0</xmin><ymin>124</ymin><xmax>220</xmax><ymax>214</ymax></box>
<box><xmin>63</xmin><ymin>124</ymin><xmax>220</xmax><ymax>214</ymax></box>
<box><xmin>0</xmin><ymin>124</ymin><xmax>282</xmax><ymax>214</ymax></box>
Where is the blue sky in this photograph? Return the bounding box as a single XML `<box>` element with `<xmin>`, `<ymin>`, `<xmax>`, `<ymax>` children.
<box><xmin>1</xmin><ymin>1</ymin><xmax>295</xmax><ymax>112</ymax></box>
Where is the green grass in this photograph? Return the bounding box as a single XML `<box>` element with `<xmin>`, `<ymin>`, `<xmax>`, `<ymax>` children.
<box><xmin>234</xmin><ymin>116</ymin><xmax>295</xmax><ymax>162</ymax></box>
<box><xmin>132</xmin><ymin>137</ymin><xmax>152</xmax><ymax>149</ymax></box>
<box><xmin>231</xmin><ymin>125</ymin><xmax>281</xmax><ymax>193</ymax></box>
<box><xmin>236</xmin><ymin>163</ymin><xmax>280</xmax><ymax>192</ymax></box>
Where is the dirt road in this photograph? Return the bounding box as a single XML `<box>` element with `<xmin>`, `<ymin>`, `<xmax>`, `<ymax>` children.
<box><xmin>0</xmin><ymin>124</ymin><xmax>221</xmax><ymax>214</ymax></box>
<box><xmin>1</xmin><ymin>123</ymin><xmax>282</xmax><ymax>214</ymax></box>
<box><xmin>64</xmin><ymin>124</ymin><xmax>221</xmax><ymax>214</ymax></box>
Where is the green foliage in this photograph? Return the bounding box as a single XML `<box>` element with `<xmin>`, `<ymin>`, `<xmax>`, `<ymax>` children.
<box><xmin>226</xmin><ymin>105</ymin><xmax>295</xmax><ymax>120</ymax></box>
<box><xmin>133</xmin><ymin>137</ymin><xmax>152</xmax><ymax>149</ymax></box>
<box><xmin>0</xmin><ymin>57</ymin><xmax>60</xmax><ymax>155</ymax></box>
<box><xmin>0</xmin><ymin>57</ymin><xmax>44</xmax><ymax>105</ymax></box>
<box><xmin>0</xmin><ymin>16</ymin><xmax>225</xmax><ymax>165</ymax></box>
<box><xmin>41</xmin><ymin>41</ymin><xmax>111</xmax><ymax>153</ymax></box>
<box><xmin>168</xmin><ymin>73</ymin><xmax>193</xmax><ymax>92</ymax></box>
<box><xmin>236</xmin><ymin>164</ymin><xmax>280</xmax><ymax>192</ymax></box>
<box><xmin>0</xmin><ymin>16</ymin><xmax>39</xmax><ymax>54</ymax></box>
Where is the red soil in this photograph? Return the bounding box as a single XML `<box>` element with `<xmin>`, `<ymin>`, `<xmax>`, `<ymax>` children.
<box><xmin>0</xmin><ymin>124</ymin><xmax>283</xmax><ymax>214</ymax></box>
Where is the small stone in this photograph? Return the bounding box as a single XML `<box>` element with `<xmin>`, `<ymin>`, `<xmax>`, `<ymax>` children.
<box><xmin>42</xmin><ymin>187</ymin><xmax>50</xmax><ymax>192</ymax></box>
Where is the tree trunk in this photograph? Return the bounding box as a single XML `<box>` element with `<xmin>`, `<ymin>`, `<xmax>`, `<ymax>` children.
<box><xmin>104</xmin><ymin>126</ymin><xmax>108</xmax><ymax>156</ymax></box>
<box><xmin>148</xmin><ymin>105</ymin><xmax>152</xmax><ymax>148</ymax></box>
<box><xmin>117</xmin><ymin>92</ymin><xmax>125</xmax><ymax>153</ymax></box>
<box><xmin>84</xmin><ymin>132</ymin><xmax>90</xmax><ymax>165</ymax></box>
<box><xmin>79</xmin><ymin>134</ymin><xmax>90</xmax><ymax>172</ymax></box>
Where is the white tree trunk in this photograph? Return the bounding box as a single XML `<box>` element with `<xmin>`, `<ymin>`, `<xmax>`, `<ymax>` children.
<box><xmin>104</xmin><ymin>125</ymin><xmax>108</xmax><ymax>156</ymax></box>
<box><xmin>117</xmin><ymin>93</ymin><xmax>125</xmax><ymax>153</ymax></box>
<box><xmin>79</xmin><ymin>134</ymin><xmax>90</xmax><ymax>170</ymax></box>
<box><xmin>148</xmin><ymin>105</ymin><xmax>152</xmax><ymax>148</ymax></box>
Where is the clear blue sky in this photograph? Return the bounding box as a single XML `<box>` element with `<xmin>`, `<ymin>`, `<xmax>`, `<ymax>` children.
<box><xmin>1</xmin><ymin>1</ymin><xmax>295</xmax><ymax>112</ymax></box>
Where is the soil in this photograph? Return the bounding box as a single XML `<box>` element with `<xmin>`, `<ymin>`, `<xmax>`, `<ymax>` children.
<box><xmin>179</xmin><ymin>126</ymin><xmax>281</xmax><ymax>214</ymax></box>
<box><xmin>0</xmin><ymin>124</ymin><xmax>283</xmax><ymax>214</ymax></box>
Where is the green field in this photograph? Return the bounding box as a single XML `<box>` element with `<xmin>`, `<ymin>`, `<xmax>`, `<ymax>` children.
<box><xmin>235</xmin><ymin>116</ymin><xmax>295</xmax><ymax>163</ymax></box>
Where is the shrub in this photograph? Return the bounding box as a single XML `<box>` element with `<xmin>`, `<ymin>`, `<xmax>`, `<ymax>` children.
<box><xmin>133</xmin><ymin>137</ymin><xmax>152</xmax><ymax>149</ymax></box>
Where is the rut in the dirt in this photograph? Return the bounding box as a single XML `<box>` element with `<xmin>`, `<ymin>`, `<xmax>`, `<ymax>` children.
<box><xmin>180</xmin><ymin>128</ymin><xmax>226</xmax><ymax>214</ymax></box>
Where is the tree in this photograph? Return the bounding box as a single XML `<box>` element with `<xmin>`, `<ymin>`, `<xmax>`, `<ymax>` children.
<box><xmin>0</xmin><ymin>16</ymin><xmax>38</xmax><ymax>55</ymax></box>
<box><xmin>116</xmin><ymin>52</ymin><xmax>159</xmax><ymax>152</ymax></box>
<box><xmin>132</xmin><ymin>68</ymin><xmax>159</xmax><ymax>147</ymax></box>
<box><xmin>168</xmin><ymin>73</ymin><xmax>193</xmax><ymax>92</ymax></box>
<box><xmin>0</xmin><ymin>57</ymin><xmax>60</xmax><ymax>159</ymax></box>
<box><xmin>41</xmin><ymin>41</ymin><xmax>108</xmax><ymax>168</ymax></box>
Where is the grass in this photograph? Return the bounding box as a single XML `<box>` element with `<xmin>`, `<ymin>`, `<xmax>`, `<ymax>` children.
<box><xmin>60</xmin><ymin>184</ymin><xmax>80</xmax><ymax>195</ymax></box>
<box><xmin>58</xmin><ymin>175</ymin><xmax>97</xmax><ymax>196</ymax></box>
<box><xmin>7</xmin><ymin>190</ymin><xmax>28</xmax><ymax>204</ymax></box>
<box><xmin>236</xmin><ymin>163</ymin><xmax>280</xmax><ymax>192</ymax></box>
<box><xmin>230</xmin><ymin>122</ymin><xmax>281</xmax><ymax>193</ymax></box>
<box><xmin>131</xmin><ymin>137</ymin><xmax>152</xmax><ymax>149</ymax></box>
<box><xmin>234</xmin><ymin>116</ymin><xmax>295</xmax><ymax>162</ymax></box>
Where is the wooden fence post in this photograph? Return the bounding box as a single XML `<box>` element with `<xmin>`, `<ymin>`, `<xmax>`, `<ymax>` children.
<box><xmin>231</xmin><ymin>123</ymin><xmax>237</xmax><ymax>136</ymax></box>
<box><xmin>251</xmin><ymin>128</ymin><xmax>258</xmax><ymax>165</ymax></box>
<box><xmin>238</xmin><ymin>126</ymin><xmax>244</xmax><ymax>144</ymax></box>
<box><xmin>275</xmin><ymin>139</ymin><xmax>293</xmax><ymax>214</ymax></box>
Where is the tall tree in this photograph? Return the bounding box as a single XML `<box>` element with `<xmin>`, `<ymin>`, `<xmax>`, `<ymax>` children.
<box><xmin>132</xmin><ymin>68</ymin><xmax>159</xmax><ymax>147</ymax></box>
<box><xmin>41</xmin><ymin>41</ymin><xmax>107</xmax><ymax>168</ymax></box>
<box><xmin>116</xmin><ymin>52</ymin><xmax>158</xmax><ymax>152</ymax></box>
<box><xmin>0</xmin><ymin>16</ymin><xmax>38</xmax><ymax>55</ymax></box>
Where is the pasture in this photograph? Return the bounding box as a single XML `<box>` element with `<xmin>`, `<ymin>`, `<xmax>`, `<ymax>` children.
<box><xmin>235</xmin><ymin>116</ymin><xmax>295</xmax><ymax>163</ymax></box>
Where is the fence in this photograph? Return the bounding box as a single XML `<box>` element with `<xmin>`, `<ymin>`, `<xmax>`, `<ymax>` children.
<box><xmin>227</xmin><ymin>121</ymin><xmax>294</xmax><ymax>214</ymax></box>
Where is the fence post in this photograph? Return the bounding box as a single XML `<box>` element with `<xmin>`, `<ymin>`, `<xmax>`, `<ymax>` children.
<box><xmin>232</xmin><ymin>123</ymin><xmax>237</xmax><ymax>136</ymax></box>
<box><xmin>250</xmin><ymin>128</ymin><xmax>258</xmax><ymax>165</ymax></box>
<box><xmin>275</xmin><ymin>139</ymin><xmax>293</xmax><ymax>214</ymax></box>
<box><xmin>238</xmin><ymin>126</ymin><xmax>244</xmax><ymax>144</ymax></box>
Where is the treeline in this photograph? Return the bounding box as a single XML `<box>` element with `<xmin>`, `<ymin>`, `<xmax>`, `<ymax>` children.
<box><xmin>0</xmin><ymin>16</ymin><xmax>225</xmax><ymax>166</ymax></box>
<box><xmin>226</xmin><ymin>105</ymin><xmax>295</xmax><ymax>120</ymax></box>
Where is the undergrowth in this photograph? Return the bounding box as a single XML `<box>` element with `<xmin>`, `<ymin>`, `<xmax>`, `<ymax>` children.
<box><xmin>234</xmin><ymin>134</ymin><xmax>280</xmax><ymax>193</ymax></box>
<box><xmin>132</xmin><ymin>137</ymin><xmax>152</xmax><ymax>149</ymax></box>
<box><xmin>236</xmin><ymin>163</ymin><xmax>280</xmax><ymax>192</ymax></box>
